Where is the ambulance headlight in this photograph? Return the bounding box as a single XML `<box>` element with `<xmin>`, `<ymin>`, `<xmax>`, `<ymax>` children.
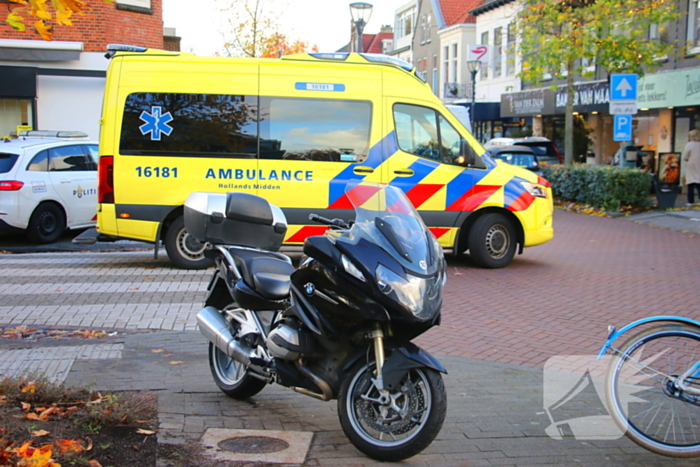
<box><xmin>521</xmin><ymin>181</ymin><xmax>548</xmax><ymax>198</ymax></box>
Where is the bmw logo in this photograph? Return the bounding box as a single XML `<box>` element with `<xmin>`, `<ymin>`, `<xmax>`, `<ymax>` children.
<box><xmin>304</xmin><ymin>283</ymin><xmax>315</xmax><ymax>295</ymax></box>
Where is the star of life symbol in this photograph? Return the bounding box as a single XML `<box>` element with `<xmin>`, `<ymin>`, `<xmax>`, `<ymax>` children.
<box><xmin>139</xmin><ymin>106</ymin><xmax>174</xmax><ymax>141</ymax></box>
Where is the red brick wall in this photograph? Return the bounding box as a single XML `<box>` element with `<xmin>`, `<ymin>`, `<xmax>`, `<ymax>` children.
<box><xmin>0</xmin><ymin>1</ymin><xmax>163</xmax><ymax>52</ymax></box>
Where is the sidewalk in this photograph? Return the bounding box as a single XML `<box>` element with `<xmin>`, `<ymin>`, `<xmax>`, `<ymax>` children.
<box><xmin>2</xmin><ymin>207</ymin><xmax>700</xmax><ymax>465</ymax></box>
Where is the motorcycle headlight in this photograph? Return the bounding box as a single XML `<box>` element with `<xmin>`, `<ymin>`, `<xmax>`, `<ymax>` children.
<box><xmin>375</xmin><ymin>264</ymin><xmax>441</xmax><ymax>319</ymax></box>
<box><xmin>520</xmin><ymin>181</ymin><xmax>548</xmax><ymax>198</ymax></box>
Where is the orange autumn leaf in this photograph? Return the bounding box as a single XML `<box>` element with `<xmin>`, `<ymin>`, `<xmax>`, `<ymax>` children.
<box><xmin>34</xmin><ymin>19</ymin><xmax>52</xmax><ymax>40</ymax></box>
<box><xmin>21</xmin><ymin>402</ymin><xmax>31</xmax><ymax>412</ymax></box>
<box><xmin>32</xmin><ymin>430</ymin><xmax>50</xmax><ymax>437</ymax></box>
<box><xmin>87</xmin><ymin>460</ymin><xmax>103</xmax><ymax>467</ymax></box>
<box><xmin>21</xmin><ymin>382</ymin><xmax>37</xmax><ymax>393</ymax></box>
<box><xmin>55</xmin><ymin>438</ymin><xmax>86</xmax><ymax>454</ymax></box>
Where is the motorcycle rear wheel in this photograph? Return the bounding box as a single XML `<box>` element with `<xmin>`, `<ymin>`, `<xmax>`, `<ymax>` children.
<box><xmin>338</xmin><ymin>360</ymin><xmax>446</xmax><ymax>462</ymax></box>
<box><xmin>208</xmin><ymin>342</ymin><xmax>267</xmax><ymax>399</ymax></box>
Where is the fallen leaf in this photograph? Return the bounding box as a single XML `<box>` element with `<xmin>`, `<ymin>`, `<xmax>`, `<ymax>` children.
<box><xmin>32</xmin><ymin>430</ymin><xmax>50</xmax><ymax>437</ymax></box>
<box><xmin>135</xmin><ymin>429</ymin><xmax>155</xmax><ymax>435</ymax></box>
<box><xmin>169</xmin><ymin>361</ymin><xmax>184</xmax><ymax>365</ymax></box>
<box><xmin>151</xmin><ymin>349</ymin><xmax>164</xmax><ymax>353</ymax></box>
<box><xmin>88</xmin><ymin>460</ymin><xmax>103</xmax><ymax>467</ymax></box>
<box><xmin>21</xmin><ymin>382</ymin><xmax>37</xmax><ymax>394</ymax></box>
<box><xmin>55</xmin><ymin>438</ymin><xmax>86</xmax><ymax>454</ymax></box>
<box><xmin>21</xmin><ymin>402</ymin><xmax>31</xmax><ymax>412</ymax></box>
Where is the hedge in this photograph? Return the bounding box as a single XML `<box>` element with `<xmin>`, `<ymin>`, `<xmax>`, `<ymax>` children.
<box><xmin>540</xmin><ymin>165</ymin><xmax>653</xmax><ymax>211</ymax></box>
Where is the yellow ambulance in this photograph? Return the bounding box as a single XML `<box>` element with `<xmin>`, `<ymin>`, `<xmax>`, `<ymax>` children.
<box><xmin>96</xmin><ymin>46</ymin><xmax>553</xmax><ymax>269</ymax></box>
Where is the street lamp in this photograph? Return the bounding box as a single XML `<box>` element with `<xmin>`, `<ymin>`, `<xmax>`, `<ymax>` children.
<box><xmin>350</xmin><ymin>2</ymin><xmax>373</xmax><ymax>53</ymax></box>
<box><xmin>467</xmin><ymin>59</ymin><xmax>482</xmax><ymax>137</ymax></box>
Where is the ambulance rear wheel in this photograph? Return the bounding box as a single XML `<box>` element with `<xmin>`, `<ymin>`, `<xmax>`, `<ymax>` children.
<box><xmin>164</xmin><ymin>216</ymin><xmax>213</xmax><ymax>269</ymax></box>
<box><xmin>468</xmin><ymin>213</ymin><xmax>516</xmax><ymax>269</ymax></box>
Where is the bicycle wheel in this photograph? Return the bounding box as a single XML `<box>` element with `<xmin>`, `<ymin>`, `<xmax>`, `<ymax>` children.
<box><xmin>606</xmin><ymin>324</ymin><xmax>700</xmax><ymax>457</ymax></box>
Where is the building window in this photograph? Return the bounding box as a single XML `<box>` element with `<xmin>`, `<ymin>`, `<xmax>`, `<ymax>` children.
<box><xmin>0</xmin><ymin>99</ymin><xmax>33</xmax><ymax>138</ymax></box>
<box><xmin>426</xmin><ymin>14</ymin><xmax>432</xmax><ymax>43</ymax></box>
<box><xmin>506</xmin><ymin>23</ymin><xmax>516</xmax><ymax>76</ymax></box>
<box><xmin>451</xmin><ymin>44</ymin><xmax>458</xmax><ymax>83</ymax></box>
<box><xmin>493</xmin><ymin>27</ymin><xmax>503</xmax><ymax>78</ymax></box>
<box><xmin>480</xmin><ymin>31</ymin><xmax>489</xmax><ymax>80</ymax></box>
<box><xmin>689</xmin><ymin>0</ymin><xmax>700</xmax><ymax>50</ymax></box>
<box><xmin>397</xmin><ymin>8</ymin><xmax>414</xmax><ymax>38</ymax></box>
<box><xmin>443</xmin><ymin>46</ymin><xmax>449</xmax><ymax>82</ymax></box>
<box><xmin>432</xmin><ymin>54</ymin><xmax>439</xmax><ymax>95</ymax></box>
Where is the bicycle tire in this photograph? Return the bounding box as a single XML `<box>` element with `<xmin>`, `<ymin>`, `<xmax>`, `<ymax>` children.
<box><xmin>605</xmin><ymin>324</ymin><xmax>700</xmax><ymax>457</ymax></box>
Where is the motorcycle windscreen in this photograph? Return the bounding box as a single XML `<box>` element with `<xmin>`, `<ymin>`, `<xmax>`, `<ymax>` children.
<box><xmin>342</xmin><ymin>181</ymin><xmax>441</xmax><ymax>277</ymax></box>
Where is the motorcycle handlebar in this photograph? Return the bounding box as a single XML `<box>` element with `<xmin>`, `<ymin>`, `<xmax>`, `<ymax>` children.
<box><xmin>309</xmin><ymin>213</ymin><xmax>349</xmax><ymax>230</ymax></box>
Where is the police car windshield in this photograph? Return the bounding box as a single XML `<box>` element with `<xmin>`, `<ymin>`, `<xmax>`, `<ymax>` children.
<box><xmin>0</xmin><ymin>153</ymin><xmax>19</xmax><ymax>174</ymax></box>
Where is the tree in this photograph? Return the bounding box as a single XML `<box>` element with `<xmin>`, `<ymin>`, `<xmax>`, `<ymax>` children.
<box><xmin>517</xmin><ymin>0</ymin><xmax>678</xmax><ymax>165</ymax></box>
<box><xmin>260</xmin><ymin>32</ymin><xmax>318</xmax><ymax>58</ymax></box>
<box><xmin>5</xmin><ymin>0</ymin><xmax>98</xmax><ymax>41</ymax></box>
<box><xmin>218</xmin><ymin>0</ymin><xmax>316</xmax><ymax>58</ymax></box>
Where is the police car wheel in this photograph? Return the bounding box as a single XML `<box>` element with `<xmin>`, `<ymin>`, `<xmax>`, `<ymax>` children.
<box><xmin>164</xmin><ymin>216</ymin><xmax>213</xmax><ymax>270</ymax></box>
<box><xmin>27</xmin><ymin>203</ymin><xmax>66</xmax><ymax>244</ymax></box>
<box><xmin>468</xmin><ymin>213</ymin><xmax>516</xmax><ymax>269</ymax></box>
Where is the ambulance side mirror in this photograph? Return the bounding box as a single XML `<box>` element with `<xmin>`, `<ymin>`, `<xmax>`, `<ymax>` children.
<box><xmin>458</xmin><ymin>140</ymin><xmax>486</xmax><ymax>169</ymax></box>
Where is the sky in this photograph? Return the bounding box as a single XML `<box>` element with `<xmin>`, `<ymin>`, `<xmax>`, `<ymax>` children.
<box><xmin>162</xmin><ymin>0</ymin><xmax>402</xmax><ymax>56</ymax></box>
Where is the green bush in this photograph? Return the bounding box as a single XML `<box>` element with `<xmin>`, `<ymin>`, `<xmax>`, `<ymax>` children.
<box><xmin>541</xmin><ymin>165</ymin><xmax>652</xmax><ymax>211</ymax></box>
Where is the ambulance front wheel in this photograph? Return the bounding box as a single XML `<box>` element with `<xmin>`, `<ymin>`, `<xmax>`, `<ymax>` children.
<box><xmin>467</xmin><ymin>213</ymin><xmax>516</xmax><ymax>269</ymax></box>
<box><xmin>164</xmin><ymin>216</ymin><xmax>213</xmax><ymax>270</ymax></box>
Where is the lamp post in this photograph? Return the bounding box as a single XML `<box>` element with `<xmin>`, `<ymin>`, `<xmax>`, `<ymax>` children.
<box><xmin>350</xmin><ymin>2</ymin><xmax>373</xmax><ymax>53</ymax></box>
<box><xmin>467</xmin><ymin>59</ymin><xmax>481</xmax><ymax>138</ymax></box>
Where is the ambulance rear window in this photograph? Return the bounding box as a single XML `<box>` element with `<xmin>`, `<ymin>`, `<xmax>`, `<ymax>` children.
<box><xmin>119</xmin><ymin>93</ymin><xmax>258</xmax><ymax>157</ymax></box>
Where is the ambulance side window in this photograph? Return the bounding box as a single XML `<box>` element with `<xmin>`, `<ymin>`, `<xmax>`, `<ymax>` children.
<box><xmin>259</xmin><ymin>97</ymin><xmax>371</xmax><ymax>163</ymax></box>
<box><xmin>393</xmin><ymin>104</ymin><xmax>467</xmax><ymax>166</ymax></box>
<box><xmin>119</xmin><ymin>93</ymin><xmax>257</xmax><ymax>157</ymax></box>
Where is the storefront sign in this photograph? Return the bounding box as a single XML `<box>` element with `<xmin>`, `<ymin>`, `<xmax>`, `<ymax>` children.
<box><xmin>500</xmin><ymin>89</ymin><xmax>554</xmax><ymax>117</ymax></box>
<box><xmin>555</xmin><ymin>81</ymin><xmax>610</xmax><ymax>114</ymax></box>
<box><xmin>637</xmin><ymin>68</ymin><xmax>700</xmax><ymax>108</ymax></box>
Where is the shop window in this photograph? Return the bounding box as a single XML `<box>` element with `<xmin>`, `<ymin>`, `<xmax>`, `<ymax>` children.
<box><xmin>259</xmin><ymin>97</ymin><xmax>371</xmax><ymax>162</ymax></box>
<box><xmin>506</xmin><ymin>23</ymin><xmax>516</xmax><ymax>76</ymax></box>
<box><xmin>0</xmin><ymin>99</ymin><xmax>33</xmax><ymax>138</ymax></box>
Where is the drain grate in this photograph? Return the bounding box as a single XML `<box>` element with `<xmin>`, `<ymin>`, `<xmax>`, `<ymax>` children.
<box><xmin>219</xmin><ymin>436</ymin><xmax>290</xmax><ymax>454</ymax></box>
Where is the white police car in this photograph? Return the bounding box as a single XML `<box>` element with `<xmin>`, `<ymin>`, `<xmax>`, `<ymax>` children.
<box><xmin>0</xmin><ymin>131</ymin><xmax>99</xmax><ymax>243</ymax></box>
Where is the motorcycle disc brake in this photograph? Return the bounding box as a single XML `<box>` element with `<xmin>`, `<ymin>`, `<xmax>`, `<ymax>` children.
<box><xmin>354</xmin><ymin>371</ymin><xmax>425</xmax><ymax>434</ymax></box>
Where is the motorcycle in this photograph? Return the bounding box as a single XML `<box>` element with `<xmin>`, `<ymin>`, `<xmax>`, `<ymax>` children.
<box><xmin>184</xmin><ymin>182</ymin><xmax>448</xmax><ymax>461</ymax></box>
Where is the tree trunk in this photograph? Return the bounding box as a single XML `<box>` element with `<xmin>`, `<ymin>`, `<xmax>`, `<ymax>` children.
<box><xmin>564</xmin><ymin>57</ymin><xmax>575</xmax><ymax>165</ymax></box>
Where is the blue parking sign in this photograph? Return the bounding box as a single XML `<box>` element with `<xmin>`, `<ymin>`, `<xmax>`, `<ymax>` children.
<box><xmin>610</xmin><ymin>74</ymin><xmax>637</xmax><ymax>101</ymax></box>
<box><xmin>613</xmin><ymin>115</ymin><xmax>632</xmax><ymax>141</ymax></box>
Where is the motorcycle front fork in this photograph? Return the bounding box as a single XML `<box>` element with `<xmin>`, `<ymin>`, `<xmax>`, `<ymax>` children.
<box><xmin>369</xmin><ymin>323</ymin><xmax>387</xmax><ymax>392</ymax></box>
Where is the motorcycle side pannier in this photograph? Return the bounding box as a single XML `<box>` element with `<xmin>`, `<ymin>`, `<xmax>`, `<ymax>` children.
<box><xmin>184</xmin><ymin>192</ymin><xmax>287</xmax><ymax>251</ymax></box>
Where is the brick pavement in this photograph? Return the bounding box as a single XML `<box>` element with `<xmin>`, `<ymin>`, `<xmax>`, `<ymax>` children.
<box><xmin>1</xmin><ymin>209</ymin><xmax>700</xmax><ymax>466</ymax></box>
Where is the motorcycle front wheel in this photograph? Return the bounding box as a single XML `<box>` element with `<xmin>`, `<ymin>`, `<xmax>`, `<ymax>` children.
<box><xmin>208</xmin><ymin>342</ymin><xmax>267</xmax><ymax>400</ymax></box>
<box><xmin>338</xmin><ymin>360</ymin><xmax>447</xmax><ymax>462</ymax></box>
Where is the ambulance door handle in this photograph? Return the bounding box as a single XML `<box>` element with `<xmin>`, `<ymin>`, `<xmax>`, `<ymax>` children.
<box><xmin>353</xmin><ymin>166</ymin><xmax>374</xmax><ymax>174</ymax></box>
<box><xmin>393</xmin><ymin>169</ymin><xmax>415</xmax><ymax>176</ymax></box>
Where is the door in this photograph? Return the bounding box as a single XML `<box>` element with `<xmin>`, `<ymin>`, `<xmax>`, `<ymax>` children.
<box><xmin>386</xmin><ymin>101</ymin><xmax>489</xmax><ymax>246</ymax></box>
<box><xmin>47</xmin><ymin>144</ymin><xmax>98</xmax><ymax>226</ymax></box>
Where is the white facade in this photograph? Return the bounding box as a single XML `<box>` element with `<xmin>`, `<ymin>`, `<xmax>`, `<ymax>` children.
<box><xmin>437</xmin><ymin>24</ymin><xmax>476</xmax><ymax>104</ymax></box>
<box><xmin>391</xmin><ymin>0</ymin><xmax>417</xmax><ymax>64</ymax></box>
<box><xmin>473</xmin><ymin>3</ymin><xmax>522</xmax><ymax>105</ymax></box>
<box><xmin>0</xmin><ymin>40</ymin><xmax>109</xmax><ymax>140</ymax></box>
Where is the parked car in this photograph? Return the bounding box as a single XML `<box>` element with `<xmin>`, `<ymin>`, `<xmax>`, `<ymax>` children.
<box><xmin>486</xmin><ymin>145</ymin><xmax>543</xmax><ymax>176</ymax></box>
<box><xmin>484</xmin><ymin>136</ymin><xmax>563</xmax><ymax>165</ymax></box>
<box><xmin>0</xmin><ymin>131</ymin><xmax>99</xmax><ymax>243</ymax></box>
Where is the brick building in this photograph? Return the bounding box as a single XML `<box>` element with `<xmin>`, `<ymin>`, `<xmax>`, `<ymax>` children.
<box><xmin>0</xmin><ymin>0</ymin><xmax>169</xmax><ymax>139</ymax></box>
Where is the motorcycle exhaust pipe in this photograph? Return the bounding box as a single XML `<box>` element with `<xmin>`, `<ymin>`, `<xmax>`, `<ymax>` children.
<box><xmin>197</xmin><ymin>306</ymin><xmax>256</xmax><ymax>366</ymax></box>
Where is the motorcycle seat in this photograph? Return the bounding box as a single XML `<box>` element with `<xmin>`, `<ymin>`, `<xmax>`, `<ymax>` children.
<box><xmin>227</xmin><ymin>247</ymin><xmax>294</xmax><ymax>300</ymax></box>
